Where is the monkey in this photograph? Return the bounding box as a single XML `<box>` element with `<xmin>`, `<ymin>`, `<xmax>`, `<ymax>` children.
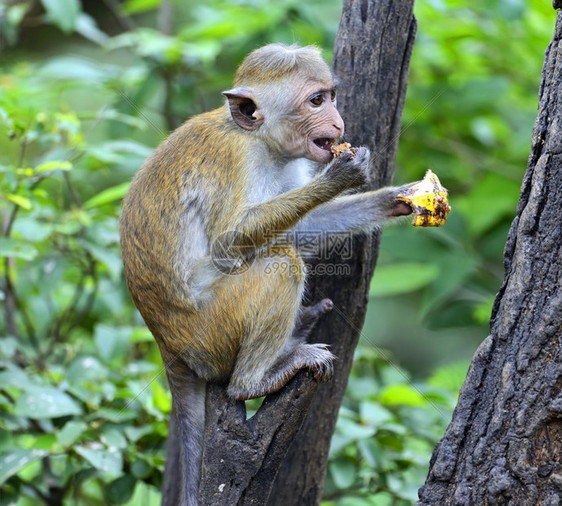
<box><xmin>120</xmin><ymin>43</ymin><xmax>415</xmax><ymax>505</ymax></box>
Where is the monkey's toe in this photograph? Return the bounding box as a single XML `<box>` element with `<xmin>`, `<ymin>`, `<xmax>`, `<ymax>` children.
<box><xmin>312</xmin><ymin>362</ymin><xmax>334</xmax><ymax>383</ymax></box>
<box><xmin>304</xmin><ymin>343</ymin><xmax>335</xmax><ymax>382</ymax></box>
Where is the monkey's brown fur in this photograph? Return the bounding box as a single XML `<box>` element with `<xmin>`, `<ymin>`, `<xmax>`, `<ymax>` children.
<box><xmin>121</xmin><ymin>106</ymin><xmax>347</xmax><ymax>389</ymax></box>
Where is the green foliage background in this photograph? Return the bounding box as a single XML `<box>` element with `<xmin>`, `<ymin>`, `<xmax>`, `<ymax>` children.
<box><xmin>0</xmin><ymin>0</ymin><xmax>555</xmax><ymax>504</ymax></box>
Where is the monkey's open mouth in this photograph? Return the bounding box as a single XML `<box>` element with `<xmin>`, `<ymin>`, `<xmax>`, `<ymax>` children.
<box><xmin>313</xmin><ymin>138</ymin><xmax>335</xmax><ymax>151</ymax></box>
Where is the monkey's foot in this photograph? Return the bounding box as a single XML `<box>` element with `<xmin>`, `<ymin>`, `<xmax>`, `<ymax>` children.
<box><xmin>228</xmin><ymin>343</ymin><xmax>335</xmax><ymax>400</ymax></box>
<box><xmin>302</xmin><ymin>298</ymin><xmax>333</xmax><ymax>318</ymax></box>
<box><xmin>293</xmin><ymin>299</ymin><xmax>334</xmax><ymax>341</ymax></box>
<box><xmin>304</xmin><ymin>343</ymin><xmax>334</xmax><ymax>383</ymax></box>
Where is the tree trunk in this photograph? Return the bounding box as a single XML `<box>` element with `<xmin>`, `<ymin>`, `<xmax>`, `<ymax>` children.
<box><xmin>418</xmin><ymin>9</ymin><xmax>562</xmax><ymax>506</ymax></box>
<box><xmin>162</xmin><ymin>1</ymin><xmax>417</xmax><ymax>504</ymax></box>
<box><xmin>268</xmin><ymin>1</ymin><xmax>416</xmax><ymax>503</ymax></box>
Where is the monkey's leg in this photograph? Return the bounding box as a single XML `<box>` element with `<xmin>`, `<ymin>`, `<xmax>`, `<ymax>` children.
<box><xmin>226</xmin><ymin>257</ymin><xmax>335</xmax><ymax>401</ymax></box>
<box><xmin>170</xmin><ymin>247</ymin><xmax>334</xmax><ymax>401</ymax></box>
<box><xmin>228</xmin><ymin>341</ymin><xmax>335</xmax><ymax>401</ymax></box>
<box><xmin>293</xmin><ymin>298</ymin><xmax>333</xmax><ymax>340</ymax></box>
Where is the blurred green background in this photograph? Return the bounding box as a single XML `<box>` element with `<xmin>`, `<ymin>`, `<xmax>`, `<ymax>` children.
<box><xmin>0</xmin><ymin>1</ymin><xmax>556</xmax><ymax>504</ymax></box>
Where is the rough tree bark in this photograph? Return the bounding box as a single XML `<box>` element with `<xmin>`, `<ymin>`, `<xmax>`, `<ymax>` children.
<box><xmin>162</xmin><ymin>1</ymin><xmax>417</xmax><ymax>504</ymax></box>
<box><xmin>418</xmin><ymin>7</ymin><xmax>562</xmax><ymax>506</ymax></box>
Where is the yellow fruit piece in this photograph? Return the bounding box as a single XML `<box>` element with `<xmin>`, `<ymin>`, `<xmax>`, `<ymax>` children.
<box><xmin>398</xmin><ymin>170</ymin><xmax>451</xmax><ymax>227</ymax></box>
<box><xmin>330</xmin><ymin>142</ymin><xmax>358</xmax><ymax>158</ymax></box>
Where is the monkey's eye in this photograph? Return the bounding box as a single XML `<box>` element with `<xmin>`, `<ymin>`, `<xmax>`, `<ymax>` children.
<box><xmin>331</xmin><ymin>89</ymin><xmax>337</xmax><ymax>101</ymax></box>
<box><xmin>310</xmin><ymin>94</ymin><xmax>324</xmax><ymax>106</ymax></box>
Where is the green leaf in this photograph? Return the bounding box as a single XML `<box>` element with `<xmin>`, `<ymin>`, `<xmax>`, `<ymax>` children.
<box><xmin>336</xmin><ymin>417</ymin><xmax>375</xmax><ymax>441</ymax></box>
<box><xmin>130</xmin><ymin>327</ymin><xmax>154</xmax><ymax>343</ymax></box>
<box><xmin>124</xmin><ymin>425</ymin><xmax>153</xmax><ymax>442</ymax></box>
<box><xmin>357</xmin><ymin>438</ymin><xmax>382</xmax><ymax>469</ymax></box>
<box><xmin>122</xmin><ymin>482</ymin><xmax>161</xmax><ymax>506</ymax></box>
<box><xmin>105</xmin><ymin>474</ymin><xmax>137</xmax><ymax>504</ymax></box>
<box><xmin>14</xmin><ymin>386</ymin><xmax>83</xmax><ymax>419</ymax></box>
<box><xmin>329</xmin><ymin>459</ymin><xmax>356</xmax><ymax>489</ymax></box>
<box><xmin>75</xmin><ymin>13</ymin><xmax>109</xmax><ymax>45</ymax></box>
<box><xmin>33</xmin><ymin>434</ymin><xmax>59</xmax><ymax>451</ymax></box>
<box><xmin>122</xmin><ymin>0</ymin><xmax>160</xmax><ymax>15</ymax></box>
<box><xmin>379</xmin><ymin>384</ymin><xmax>427</xmax><ymax>407</ymax></box>
<box><xmin>67</xmin><ymin>356</ymin><xmax>108</xmax><ymax>383</ymax></box>
<box><xmin>6</xmin><ymin>193</ymin><xmax>32</xmax><ymax>210</ymax></box>
<box><xmin>474</xmin><ymin>297</ymin><xmax>494</xmax><ymax>324</ymax></box>
<box><xmin>358</xmin><ymin>402</ymin><xmax>393</xmax><ymax>426</ymax></box>
<box><xmin>6</xmin><ymin>4</ymin><xmax>28</xmax><ymax>26</ymax></box>
<box><xmin>94</xmin><ymin>325</ymin><xmax>132</xmax><ymax>362</ymax></box>
<box><xmin>470</xmin><ymin>117</ymin><xmax>496</xmax><ymax>146</ymax></box>
<box><xmin>57</xmin><ymin>420</ymin><xmax>88</xmax><ymax>447</ymax></box>
<box><xmin>338</xmin><ymin>498</ymin><xmax>379</xmax><ymax>506</ymax></box>
<box><xmin>40</xmin><ymin>0</ymin><xmax>80</xmax><ymax>33</ymax></box>
<box><xmin>88</xmin><ymin>408</ymin><xmax>138</xmax><ymax>423</ymax></box>
<box><xmin>0</xmin><ymin>337</ymin><xmax>18</xmax><ymax>358</ymax></box>
<box><xmin>152</xmin><ymin>380</ymin><xmax>171</xmax><ymax>413</ymax></box>
<box><xmin>12</xmin><ymin>217</ymin><xmax>52</xmax><ymax>242</ymax></box>
<box><xmin>0</xmin><ymin>238</ymin><xmax>37</xmax><ymax>260</ymax></box>
<box><xmin>455</xmin><ymin>173</ymin><xmax>520</xmax><ymax>238</ymax></box>
<box><xmin>0</xmin><ymin>366</ymin><xmax>36</xmax><ymax>390</ymax></box>
<box><xmin>101</xmin><ymin>427</ymin><xmax>127</xmax><ymax>450</ymax></box>
<box><xmin>80</xmin><ymin>241</ymin><xmax>123</xmax><ymax>279</ymax></box>
<box><xmin>428</xmin><ymin>361</ymin><xmax>470</xmax><ymax>394</ymax></box>
<box><xmin>131</xmin><ymin>459</ymin><xmax>152</xmax><ymax>479</ymax></box>
<box><xmin>0</xmin><ymin>448</ymin><xmax>48</xmax><ymax>486</ymax></box>
<box><xmin>369</xmin><ymin>492</ymin><xmax>394</xmax><ymax>506</ymax></box>
<box><xmin>35</xmin><ymin>160</ymin><xmax>72</xmax><ymax>173</ymax></box>
<box><xmin>421</xmin><ymin>253</ymin><xmax>478</xmax><ymax>315</ymax></box>
<box><xmin>75</xmin><ymin>445</ymin><xmax>123</xmax><ymax>475</ymax></box>
<box><xmin>38</xmin><ymin>56</ymin><xmax>118</xmax><ymax>81</ymax></box>
<box><xmin>370</xmin><ymin>262</ymin><xmax>440</xmax><ymax>297</ymax></box>
<box><xmin>84</xmin><ymin>182</ymin><xmax>130</xmax><ymax>209</ymax></box>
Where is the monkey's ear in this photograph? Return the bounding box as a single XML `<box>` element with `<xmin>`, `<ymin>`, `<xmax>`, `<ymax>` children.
<box><xmin>223</xmin><ymin>88</ymin><xmax>264</xmax><ymax>131</ymax></box>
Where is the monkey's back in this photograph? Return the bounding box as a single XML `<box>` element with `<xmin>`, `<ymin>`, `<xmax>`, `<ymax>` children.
<box><xmin>120</xmin><ymin>107</ymin><xmax>254</xmax><ymax>373</ymax></box>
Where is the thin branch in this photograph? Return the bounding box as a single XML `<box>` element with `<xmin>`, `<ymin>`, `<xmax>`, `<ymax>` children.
<box><xmin>63</xmin><ymin>171</ymin><xmax>81</xmax><ymax>208</ymax></box>
<box><xmin>158</xmin><ymin>0</ymin><xmax>174</xmax><ymax>36</ymax></box>
<box><xmin>64</xmin><ymin>252</ymin><xmax>98</xmax><ymax>335</ymax></box>
<box><xmin>158</xmin><ymin>0</ymin><xmax>177</xmax><ymax>131</ymax></box>
<box><xmin>46</xmin><ymin>251</ymin><xmax>97</xmax><ymax>355</ymax></box>
<box><xmin>3</xmin><ymin>258</ymin><xmax>19</xmax><ymax>337</ymax></box>
<box><xmin>11</xmin><ymin>277</ymin><xmax>39</xmax><ymax>348</ymax></box>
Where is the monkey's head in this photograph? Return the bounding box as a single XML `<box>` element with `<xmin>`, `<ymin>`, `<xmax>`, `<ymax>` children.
<box><xmin>223</xmin><ymin>44</ymin><xmax>344</xmax><ymax>164</ymax></box>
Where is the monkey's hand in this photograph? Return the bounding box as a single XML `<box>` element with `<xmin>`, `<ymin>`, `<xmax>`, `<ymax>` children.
<box><xmin>322</xmin><ymin>146</ymin><xmax>371</xmax><ymax>191</ymax></box>
<box><xmin>388</xmin><ymin>183</ymin><xmax>419</xmax><ymax>217</ymax></box>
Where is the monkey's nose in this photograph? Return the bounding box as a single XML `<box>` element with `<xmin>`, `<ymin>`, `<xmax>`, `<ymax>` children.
<box><xmin>333</xmin><ymin>113</ymin><xmax>344</xmax><ymax>137</ymax></box>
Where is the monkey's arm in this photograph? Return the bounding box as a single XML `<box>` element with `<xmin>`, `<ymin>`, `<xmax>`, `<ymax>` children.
<box><xmin>293</xmin><ymin>186</ymin><xmax>413</xmax><ymax>236</ymax></box>
<box><xmin>230</xmin><ymin>151</ymin><xmax>369</xmax><ymax>251</ymax></box>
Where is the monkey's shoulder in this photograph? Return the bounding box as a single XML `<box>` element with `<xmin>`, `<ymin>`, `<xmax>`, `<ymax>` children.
<box><xmin>148</xmin><ymin>107</ymin><xmax>249</xmax><ymax>179</ymax></box>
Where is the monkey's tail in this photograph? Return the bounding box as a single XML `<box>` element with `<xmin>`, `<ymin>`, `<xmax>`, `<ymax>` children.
<box><xmin>164</xmin><ymin>365</ymin><xmax>206</xmax><ymax>506</ymax></box>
